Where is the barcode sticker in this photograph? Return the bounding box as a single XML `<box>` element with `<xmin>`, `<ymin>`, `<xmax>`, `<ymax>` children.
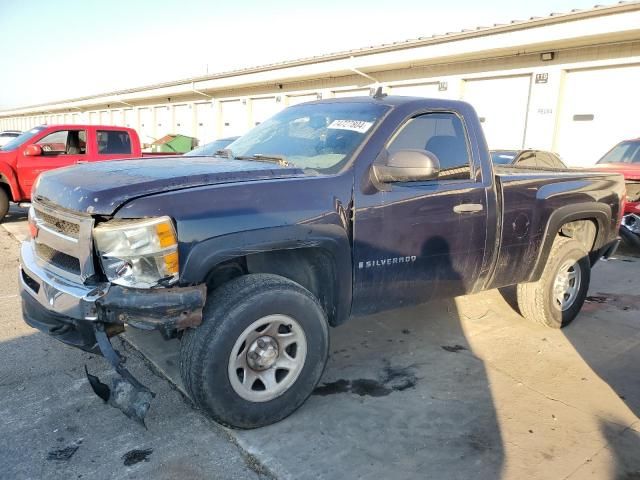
<box><xmin>327</xmin><ymin>120</ymin><xmax>373</xmax><ymax>134</ymax></box>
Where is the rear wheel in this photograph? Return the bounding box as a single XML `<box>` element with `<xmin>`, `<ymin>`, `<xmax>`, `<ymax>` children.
<box><xmin>180</xmin><ymin>274</ymin><xmax>329</xmax><ymax>429</ymax></box>
<box><xmin>0</xmin><ymin>188</ymin><xmax>9</xmax><ymax>223</ymax></box>
<box><xmin>517</xmin><ymin>236</ymin><xmax>591</xmax><ymax>328</ymax></box>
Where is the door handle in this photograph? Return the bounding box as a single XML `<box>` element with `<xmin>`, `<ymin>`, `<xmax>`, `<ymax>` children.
<box><xmin>77</xmin><ymin>160</ymin><xmax>88</xmax><ymax>164</ymax></box>
<box><xmin>453</xmin><ymin>203</ymin><xmax>484</xmax><ymax>214</ymax></box>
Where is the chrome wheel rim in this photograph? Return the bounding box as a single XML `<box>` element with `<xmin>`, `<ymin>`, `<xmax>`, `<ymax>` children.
<box><xmin>228</xmin><ymin>314</ymin><xmax>307</xmax><ymax>402</ymax></box>
<box><xmin>553</xmin><ymin>259</ymin><xmax>582</xmax><ymax>311</ymax></box>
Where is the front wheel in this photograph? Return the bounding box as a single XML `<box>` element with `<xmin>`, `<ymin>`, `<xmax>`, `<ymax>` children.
<box><xmin>180</xmin><ymin>274</ymin><xmax>329</xmax><ymax>429</ymax></box>
<box><xmin>517</xmin><ymin>237</ymin><xmax>591</xmax><ymax>328</ymax></box>
<box><xmin>0</xmin><ymin>188</ymin><xmax>9</xmax><ymax>223</ymax></box>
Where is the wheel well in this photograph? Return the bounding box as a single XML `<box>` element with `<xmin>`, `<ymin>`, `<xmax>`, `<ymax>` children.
<box><xmin>0</xmin><ymin>180</ymin><xmax>12</xmax><ymax>202</ymax></box>
<box><xmin>558</xmin><ymin>219</ymin><xmax>598</xmax><ymax>253</ymax></box>
<box><xmin>203</xmin><ymin>248</ymin><xmax>339</xmax><ymax>326</ymax></box>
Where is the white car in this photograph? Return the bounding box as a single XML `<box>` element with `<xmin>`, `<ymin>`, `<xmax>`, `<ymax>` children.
<box><xmin>0</xmin><ymin>130</ymin><xmax>21</xmax><ymax>147</ymax></box>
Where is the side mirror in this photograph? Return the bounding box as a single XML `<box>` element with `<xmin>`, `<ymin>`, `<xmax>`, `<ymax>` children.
<box><xmin>372</xmin><ymin>149</ymin><xmax>440</xmax><ymax>183</ymax></box>
<box><xmin>23</xmin><ymin>144</ymin><xmax>42</xmax><ymax>157</ymax></box>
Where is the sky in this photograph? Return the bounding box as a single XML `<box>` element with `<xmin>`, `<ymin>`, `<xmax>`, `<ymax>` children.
<box><xmin>0</xmin><ymin>0</ymin><xmax>606</xmax><ymax>108</ymax></box>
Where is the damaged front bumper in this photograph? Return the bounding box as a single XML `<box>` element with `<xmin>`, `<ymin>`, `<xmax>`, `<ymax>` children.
<box><xmin>19</xmin><ymin>241</ymin><xmax>206</xmax><ymax>424</ymax></box>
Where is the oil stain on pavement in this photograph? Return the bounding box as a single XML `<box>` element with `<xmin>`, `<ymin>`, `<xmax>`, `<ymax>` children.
<box><xmin>441</xmin><ymin>344</ymin><xmax>467</xmax><ymax>353</ymax></box>
<box><xmin>585</xmin><ymin>293</ymin><xmax>640</xmax><ymax>311</ymax></box>
<box><xmin>122</xmin><ymin>448</ymin><xmax>153</xmax><ymax>466</ymax></box>
<box><xmin>313</xmin><ymin>363</ymin><xmax>418</xmax><ymax>397</ymax></box>
<box><xmin>47</xmin><ymin>441</ymin><xmax>82</xmax><ymax>461</ymax></box>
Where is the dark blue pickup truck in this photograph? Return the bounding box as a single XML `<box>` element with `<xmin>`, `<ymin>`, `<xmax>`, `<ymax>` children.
<box><xmin>19</xmin><ymin>95</ymin><xmax>624</xmax><ymax>428</ymax></box>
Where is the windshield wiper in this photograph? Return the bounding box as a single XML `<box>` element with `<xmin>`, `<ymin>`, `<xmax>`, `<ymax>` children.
<box><xmin>234</xmin><ymin>154</ymin><xmax>292</xmax><ymax>167</ymax></box>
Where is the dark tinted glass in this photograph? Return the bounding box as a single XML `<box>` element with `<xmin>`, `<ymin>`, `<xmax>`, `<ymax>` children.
<box><xmin>97</xmin><ymin>130</ymin><xmax>132</xmax><ymax>154</ymax></box>
<box><xmin>388</xmin><ymin>112</ymin><xmax>471</xmax><ymax>180</ymax></box>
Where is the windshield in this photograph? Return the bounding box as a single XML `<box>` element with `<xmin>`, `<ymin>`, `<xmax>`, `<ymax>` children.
<box><xmin>597</xmin><ymin>141</ymin><xmax>640</xmax><ymax>164</ymax></box>
<box><xmin>490</xmin><ymin>150</ymin><xmax>518</xmax><ymax>164</ymax></box>
<box><xmin>184</xmin><ymin>137</ymin><xmax>239</xmax><ymax>156</ymax></box>
<box><xmin>0</xmin><ymin>126</ymin><xmax>46</xmax><ymax>151</ymax></box>
<box><xmin>225</xmin><ymin>102</ymin><xmax>389</xmax><ymax>173</ymax></box>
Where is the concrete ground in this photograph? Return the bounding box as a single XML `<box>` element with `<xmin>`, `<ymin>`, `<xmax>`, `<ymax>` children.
<box><xmin>2</xmin><ymin>205</ymin><xmax>639</xmax><ymax>479</ymax></box>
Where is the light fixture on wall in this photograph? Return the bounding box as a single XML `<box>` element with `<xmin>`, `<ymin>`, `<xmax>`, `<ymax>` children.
<box><xmin>540</xmin><ymin>52</ymin><xmax>555</xmax><ymax>61</ymax></box>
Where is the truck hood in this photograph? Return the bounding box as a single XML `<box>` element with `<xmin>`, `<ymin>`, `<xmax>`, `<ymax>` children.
<box><xmin>34</xmin><ymin>157</ymin><xmax>306</xmax><ymax>215</ymax></box>
<box><xmin>592</xmin><ymin>163</ymin><xmax>640</xmax><ymax>181</ymax></box>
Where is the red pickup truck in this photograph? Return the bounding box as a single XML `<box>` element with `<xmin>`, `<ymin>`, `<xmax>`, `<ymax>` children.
<box><xmin>593</xmin><ymin>138</ymin><xmax>640</xmax><ymax>248</ymax></box>
<box><xmin>0</xmin><ymin>125</ymin><xmax>147</xmax><ymax>222</ymax></box>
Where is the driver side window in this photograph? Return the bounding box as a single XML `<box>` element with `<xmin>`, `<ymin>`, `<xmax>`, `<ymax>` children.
<box><xmin>36</xmin><ymin>130</ymin><xmax>86</xmax><ymax>156</ymax></box>
<box><xmin>387</xmin><ymin>112</ymin><xmax>472</xmax><ymax>180</ymax></box>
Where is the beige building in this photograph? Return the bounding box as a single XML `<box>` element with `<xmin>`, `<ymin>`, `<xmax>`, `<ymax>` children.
<box><xmin>1</xmin><ymin>1</ymin><xmax>640</xmax><ymax>166</ymax></box>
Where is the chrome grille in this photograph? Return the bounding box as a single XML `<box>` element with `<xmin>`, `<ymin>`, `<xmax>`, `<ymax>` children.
<box><xmin>31</xmin><ymin>200</ymin><xmax>95</xmax><ymax>282</ymax></box>
<box><xmin>35</xmin><ymin>243</ymin><xmax>81</xmax><ymax>274</ymax></box>
<box><xmin>34</xmin><ymin>208</ymin><xmax>80</xmax><ymax>238</ymax></box>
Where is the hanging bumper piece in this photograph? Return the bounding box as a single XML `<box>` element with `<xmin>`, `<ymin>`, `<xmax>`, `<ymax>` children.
<box><xmin>85</xmin><ymin>323</ymin><xmax>155</xmax><ymax>427</ymax></box>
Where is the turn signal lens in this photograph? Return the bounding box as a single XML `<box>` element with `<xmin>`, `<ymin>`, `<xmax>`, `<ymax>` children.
<box><xmin>156</xmin><ymin>222</ymin><xmax>177</xmax><ymax>248</ymax></box>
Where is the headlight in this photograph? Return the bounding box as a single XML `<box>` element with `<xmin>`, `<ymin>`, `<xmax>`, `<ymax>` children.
<box><xmin>93</xmin><ymin>216</ymin><xmax>179</xmax><ymax>288</ymax></box>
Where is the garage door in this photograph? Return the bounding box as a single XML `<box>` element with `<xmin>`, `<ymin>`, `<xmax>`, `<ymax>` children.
<box><xmin>463</xmin><ymin>75</ymin><xmax>532</xmax><ymax>150</ymax></box>
<box><xmin>220</xmin><ymin>100</ymin><xmax>246</xmax><ymax>137</ymax></box>
<box><xmin>155</xmin><ymin>106</ymin><xmax>170</xmax><ymax>139</ymax></box>
<box><xmin>123</xmin><ymin>109</ymin><xmax>135</xmax><ymax>129</ymax></box>
<box><xmin>139</xmin><ymin>108</ymin><xmax>153</xmax><ymax>145</ymax></box>
<box><xmin>174</xmin><ymin>104</ymin><xmax>192</xmax><ymax>137</ymax></box>
<box><xmin>111</xmin><ymin>110</ymin><xmax>124</xmax><ymax>126</ymax></box>
<box><xmin>333</xmin><ymin>88</ymin><xmax>370</xmax><ymax>98</ymax></box>
<box><xmin>251</xmin><ymin>97</ymin><xmax>283</xmax><ymax>126</ymax></box>
<box><xmin>195</xmin><ymin>103</ymin><xmax>215</xmax><ymax>143</ymax></box>
<box><xmin>555</xmin><ymin>65</ymin><xmax>640</xmax><ymax>167</ymax></box>
<box><xmin>99</xmin><ymin>111</ymin><xmax>110</xmax><ymax>124</ymax></box>
<box><xmin>389</xmin><ymin>83</ymin><xmax>446</xmax><ymax>98</ymax></box>
<box><xmin>287</xmin><ymin>93</ymin><xmax>318</xmax><ymax>106</ymax></box>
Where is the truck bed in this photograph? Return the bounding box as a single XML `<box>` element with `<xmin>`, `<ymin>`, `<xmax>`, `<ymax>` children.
<box><xmin>488</xmin><ymin>166</ymin><xmax>625</xmax><ymax>289</ymax></box>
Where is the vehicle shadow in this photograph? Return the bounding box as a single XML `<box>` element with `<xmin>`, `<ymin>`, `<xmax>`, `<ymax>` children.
<box><xmin>235</xmin><ymin>236</ymin><xmax>505</xmax><ymax>479</ymax></box>
<box><xmin>500</xmin><ymin>254</ymin><xmax>640</xmax><ymax>478</ymax></box>
<box><xmin>562</xmin><ymin>253</ymin><xmax>640</xmax><ymax>478</ymax></box>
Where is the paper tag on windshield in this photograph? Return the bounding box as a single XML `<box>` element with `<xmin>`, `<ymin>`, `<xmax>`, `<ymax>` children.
<box><xmin>327</xmin><ymin>120</ymin><xmax>373</xmax><ymax>134</ymax></box>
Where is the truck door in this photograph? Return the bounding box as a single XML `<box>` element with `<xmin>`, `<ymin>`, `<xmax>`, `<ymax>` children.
<box><xmin>17</xmin><ymin>129</ymin><xmax>88</xmax><ymax>198</ymax></box>
<box><xmin>352</xmin><ymin>111</ymin><xmax>489</xmax><ymax>315</ymax></box>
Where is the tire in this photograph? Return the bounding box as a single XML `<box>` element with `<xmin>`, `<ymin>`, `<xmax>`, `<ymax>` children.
<box><xmin>0</xmin><ymin>188</ymin><xmax>9</xmax><ymax>224</ymax></box>
<box><xmin>517</xmin><ymin>236</ymin><xmax>591</xmax><ymax>329</ymax></box>
<box><xmin>180</xmin><ymin>273</ymin><xmax>329</xmax><ymax>429</ymax></box>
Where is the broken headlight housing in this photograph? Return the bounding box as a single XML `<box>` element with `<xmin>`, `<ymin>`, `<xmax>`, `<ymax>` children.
<box><xmin>93</xmin><ymin>217</ymin><xmax>179</xmax><ymax>288</ymax></box>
